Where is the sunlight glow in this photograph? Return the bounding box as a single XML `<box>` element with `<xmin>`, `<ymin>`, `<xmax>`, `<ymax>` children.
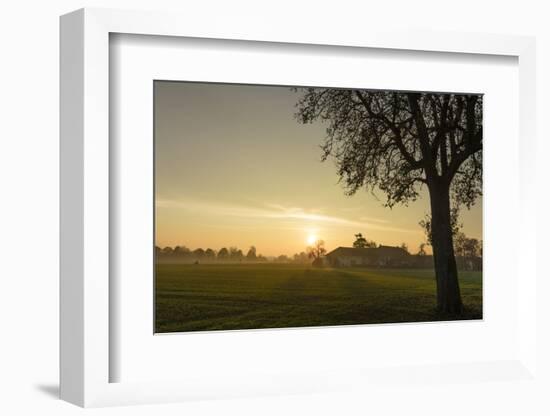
<box><xmin>306</xmin><ymin>234</ymin><xmax>318</xmax><ymax>246</ymax></box>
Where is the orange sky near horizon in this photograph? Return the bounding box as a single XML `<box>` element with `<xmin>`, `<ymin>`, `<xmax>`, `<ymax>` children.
<box><xmin>155</xmin><ymin>81</ymin><xmax>482</xmax><ymax>257</ymax></box>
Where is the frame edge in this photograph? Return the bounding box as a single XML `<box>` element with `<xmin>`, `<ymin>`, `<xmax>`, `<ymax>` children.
<box><xmin>59</xmin><ymin>6</ymin><xmax>539</xmax><ymax>407</ymax></box>
<box><xmin>59</xmin><ymin>8</ymin><xmax>85</xmax><ymax>407</ymax></box>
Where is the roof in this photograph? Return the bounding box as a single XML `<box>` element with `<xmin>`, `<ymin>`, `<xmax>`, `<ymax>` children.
<box><xmin>326</xmin><ymin>245</ymin><xmax>409</xmax><ymax>258</ymax></box>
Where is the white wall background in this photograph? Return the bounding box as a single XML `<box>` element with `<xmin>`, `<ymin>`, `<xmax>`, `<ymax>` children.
<box><xmin>1</xmin><ymin>0</ymin><xmax>548</xmax><ymax>415</ymax></box>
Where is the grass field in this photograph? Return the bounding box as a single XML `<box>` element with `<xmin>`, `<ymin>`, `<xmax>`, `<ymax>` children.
<box><xmin>155</xmin><ymin>263</ymin><xmax>482</xmax><ymax>333</ymax></box>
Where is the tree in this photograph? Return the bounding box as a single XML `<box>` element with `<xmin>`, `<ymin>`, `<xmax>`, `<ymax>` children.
<box><xmin>293</xmin><ymin>251</ymin><xmax>309</xmax><ymax>264</ymax></box>
<box><xmin>420</xmin><ymin>207</ymin><xmax>463</xmax><ymax>246</ymax></box>
<box><xmin>307</xmin><ymin>240</ymin><xmax>326</xmax><ymax>266</ymax></box>
<box><xmin>205</xmin><ymin>248</ymin><xmax>216</xmax><ymax>258</ymax></box>
<box><xmin>193</xmin><ymin>248</ymin><xmax>205</xmax><ymax>258</ymax></box>
<box><xmin>229</xmin><ymin>247</ymin><xmax>243</xmax><ymax>261</ymax></box>
<box><xmin>417</xmin><ymin>243</ymin><xmax>427</xmax><ymax>256</ymax></box>
<box><xmin>246</xmin><ymin>246</ymin><xmax>257</xmax><ymax>260</ymax></box>
<box><xmin>295</xmin><ymin>89</ymin><xmax>482</xmax><ymax>314</ymax></box>
<box><xmin>353</xmin><ymin>233</ymin><xmax>367</xmax><ymax>248</ymax></box>
<box><xmin>453</xmin><ymin>231</ymin><xmax>467</xmax><ymax>269</ymax></box>
<box><xmin>217</xmin><ymin>247</ymin><xmax>229</xmax><ymax>260</ymax></box>
<box><xmin>161</xmin><ymin>246</ymin><xmax>173</xmax><ymax>256</ymax></box>
<box><xmin>400</xmin><ymin>243</ymin><xmax>409</xmax><ymax>254</ymax></box>
<box><xmin>463</xmin><ymin>238</ymin><xmax>480</xmax><ymax>258</ymax></box>
<box><xmin>173</xmin><ymin>245</ymin><xmax>191</xmax><ymax>258</ymax></box>
<box><xmin>353</xmin><ymin>233</ymin><xmax>377</xmax><ymax>248</ymax></box>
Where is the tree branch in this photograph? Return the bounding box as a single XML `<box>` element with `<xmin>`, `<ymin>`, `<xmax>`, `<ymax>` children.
<box><xmin>447</xmin><ymin>140</ymin><xmax>482</xmax><ymax>181</ymax></box>
<box><xmin>355</xmin><ymin>91</ymin><xmax>423</xmax><ymax>171</ymax></box>
<box><xmin>407</xmin><ymin>93</ymin><xmax>437</xmax><ymax>180</ymax></box>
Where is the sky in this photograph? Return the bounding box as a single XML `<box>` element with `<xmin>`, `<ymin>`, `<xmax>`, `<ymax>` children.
<box><xmin>155</xmin><ymin>81</ymin><xmax>482</xmax><ymax>257</ymax></box>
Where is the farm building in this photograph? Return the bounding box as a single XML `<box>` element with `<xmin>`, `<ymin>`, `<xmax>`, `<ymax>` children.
<box><xmin>325</xmin><ymin>245</ymin><xmax>411</xmax><ymax>268</ymax></box>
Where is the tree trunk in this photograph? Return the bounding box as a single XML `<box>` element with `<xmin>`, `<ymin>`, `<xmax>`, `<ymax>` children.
<box><xmin>428</xmin><ymin>183</ymin><xmax>463</xmax><ymax>314</ymax></box>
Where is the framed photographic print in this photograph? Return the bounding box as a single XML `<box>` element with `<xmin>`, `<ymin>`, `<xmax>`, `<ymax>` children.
<box><xmin>60</xmin><ymin>8</ymin><xmax>539</xmax><ymax>409</ymax></box>
<box><xmin>153</xmin><ymin>81</ymin><xmax>483</xmax><ymax>334</ymax></box>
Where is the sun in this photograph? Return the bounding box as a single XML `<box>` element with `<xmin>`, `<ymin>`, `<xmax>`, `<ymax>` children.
<box><xmin>306</xmin><ymin>234</ymin><xmax>318</xmax><ymax>246</ymax></box>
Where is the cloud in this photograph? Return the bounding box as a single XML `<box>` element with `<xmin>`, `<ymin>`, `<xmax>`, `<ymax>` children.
<box><xmin>157</xmin><ymin>198</ymin><xmax>416</xmax><ymax>233</ymax></box>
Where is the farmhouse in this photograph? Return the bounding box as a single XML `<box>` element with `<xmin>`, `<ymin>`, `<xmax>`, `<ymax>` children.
<box><xmin>325</xmin><ymin>245</ymin><xmax>410</xmax><ymax>268</ymax></box>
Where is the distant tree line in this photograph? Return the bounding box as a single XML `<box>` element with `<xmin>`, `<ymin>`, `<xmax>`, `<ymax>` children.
<box><xmin>156</xmin><ymin>245</ymin><xmax>311</xmax><ymax>264</ymax></box>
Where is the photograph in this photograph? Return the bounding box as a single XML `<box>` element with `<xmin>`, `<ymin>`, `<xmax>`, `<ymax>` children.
<box><xmin>154</xmin><ymin>81</ymin><xmax>483</xmax><ymax>333</ymax></box>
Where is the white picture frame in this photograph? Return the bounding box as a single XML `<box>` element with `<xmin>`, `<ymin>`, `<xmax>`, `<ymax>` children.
<box><xmin>60</xmin><ymin>7</ymin><xmax>538</xmax><ymax>408</ymax></box>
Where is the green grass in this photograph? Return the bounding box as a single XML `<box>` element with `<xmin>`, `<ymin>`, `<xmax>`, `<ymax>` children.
<box><xmin>155</xmin><ymin>263</ymin><xmax>482</xmax><ymax>333</ymax></box>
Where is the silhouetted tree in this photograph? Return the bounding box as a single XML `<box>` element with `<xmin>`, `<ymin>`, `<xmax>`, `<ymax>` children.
<box><xmin>353</xmin><ymin>233</ymin><xmax>367</xmax><ymax>248</ymax></box>
<box><xmin>463</xmin><ymin>238</ymin><xmax>481</xmax><ymax>258</ymax></box>
<box><xmin>229</xmin><ymin>247</ymin><xmax>243</xmax><ymax>261</ymax></box>
<box><xmin>205</xmin><ymin>248</ymin><xmax>216</xmax><ymax>258</ymax></box>
<box><xmin>400</xmin><ymin>243</ymin><xmax>409</xmax><ymax>254</ymax></box>
<box><xmin>246</xmin><ymin>246</ymin><xmax>257</xmax><ymax>260</ymax></box>
<box><xmin>353</xmin><ymin>233</ymin><xmax>377</xmax><ymax>249</ymax></box>
<box><xmin>453</xmin><ymin>233</ymin><xmax>481</xmax><ymax>270</ymax></box>
<box><xmin>276</xmin><ymin>254</ymin><xmax>289</xmax><ymax>262</ymax></box>
<box><xmin>307</xmin><ymin>240</ymin><xmax>326</xmax><ymax>267</ymax></box>
<box><xmin>293</xmin><ymin>251</ymin><xmax>309</xmax><ymax>264</ymax></box>
<box><xmin>217</xmin><ymin>247</ymin><xmax>229</xmax><ymax>260</ymax></box>
<box><xmin>453</xmin><ymin>232</ymin><xmax>467</xmax><ymax>269</ymax></box>
<box><xmin>417</xmin><ymin>243</ymin><xmax>427</xmax><ymax>256</ymax></box>
<box><xmin>193</xmin><ymin>248</ymin><xmax>205</xmax><ymax>258</ymax></box>
<box><xmin>295</xmin><ymin>89</ymin><xmax>482</xmax><ymax>314</ymax></box>
<box><xmin>173</xmin><ymin>245</ymin><xmax>191</xmax><ymax>257</ymax></box>
<box><xmin>420</xmin><ymin>207</ymin><xmax>462</xmax><ymax>246</ymax></box>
